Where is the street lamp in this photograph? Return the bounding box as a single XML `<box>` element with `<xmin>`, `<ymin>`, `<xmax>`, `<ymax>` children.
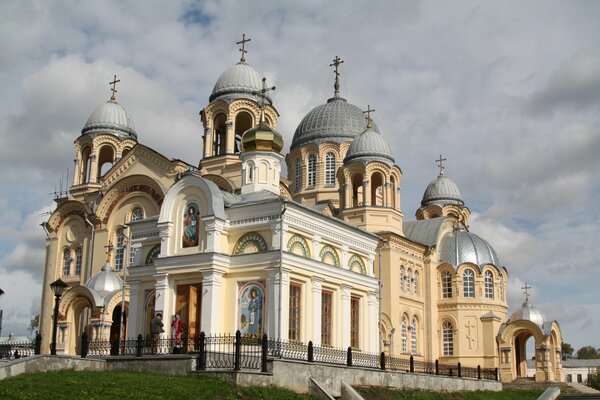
<box><xmin>0</xmin><ymin>288</ymin><xmax>4</xmax><ymax>338</ymax></box>
<box><xmin>50</xmin><ymin>279</ymin><xmax>68</xmax><ymax>355</ymax></box>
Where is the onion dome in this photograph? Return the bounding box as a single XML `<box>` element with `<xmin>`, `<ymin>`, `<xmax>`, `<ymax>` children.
<box><xmin>209</xmin><ymin>62</ymin><xmax>270</xmax><ymax>104</ymax></box>
<box><xmin>510</xmin><ymin>300</ymin><xmax>546</xmax><ymax>328</ymax></box>
<box><xmin>85</xmin><ymin>262</ymin><xmax>123</xmax><ymax>298</ymax></box>
<box><xmin>421</xmin><ymin>173</ymin><xmax>464</xmax><ymax>207</ymax></box>
<box><xmin>82</xmin><ymin>99</ymin><xmax>137</xmax><ymax>139</ymax></box>
<box><xmin>439</xmin><ymin>227</ymin><xmax>500</xmax><ymax>268</ymax></box>
<box><xmin>344</xmin><ymin>126</ymin><xmax>395</xmax><ymax>166</ymax></box>
<box><xmin>291</xmin><ymin>97</ymin><xmax>379</xmax><ymax>150</ymax></box>
<box><xmin>241</xmin><ymin>113</ymin><xmax>284</xmax><ymax>153</ymax></box>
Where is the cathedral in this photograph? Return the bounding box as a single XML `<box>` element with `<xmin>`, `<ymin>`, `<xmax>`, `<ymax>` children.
<box><xmin>38</xmin><ymin>37</ymin><xmax>564</xmax><ymax>382</ymax></box>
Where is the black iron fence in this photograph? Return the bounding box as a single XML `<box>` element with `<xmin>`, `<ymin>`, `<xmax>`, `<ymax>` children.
<box><xmin>0</xmin><ymin>334</ymin><xmax>41</xmax><ymax>360</ymax></box>
<box><xmin>83</xmin><ymin>330</ymin><xmax>498</xmax><ymax>381</ymax></box>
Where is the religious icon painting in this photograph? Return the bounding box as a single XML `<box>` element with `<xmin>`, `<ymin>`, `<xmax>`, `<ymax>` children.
<box><xmin>239</xmin><ymin>282</ymin><xmax>265</xmax><ymax>338</ymax></box>
<box><xmin>182</xmin><ymin>203</ymin><xmax>199</xmax><ymax>248</ymax></box>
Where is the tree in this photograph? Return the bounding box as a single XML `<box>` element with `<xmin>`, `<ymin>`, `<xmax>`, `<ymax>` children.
<box><xmin>28</xmin><ymin>314</ymin><xmax>39</xmax><ymax>334</ymax></box>
<box><xmin>577</xmin><ymin>345</ymin><xmax>600</xmax><ymax>359</ymax></box>
<box><xmin>562</xmin><ymin>342</ymin><xmax>574</xmax><ymax>359</ymax></box>
<box><xmin>589</xmin><ymin>370</ymin><xmax>600</xmax><ymax>391</ymax></box>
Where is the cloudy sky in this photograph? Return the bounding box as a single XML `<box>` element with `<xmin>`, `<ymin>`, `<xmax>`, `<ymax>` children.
<box><xmin>1</xmin><ymin>0</ymin><xmax>598</xmax><ymax>351</ymax></box>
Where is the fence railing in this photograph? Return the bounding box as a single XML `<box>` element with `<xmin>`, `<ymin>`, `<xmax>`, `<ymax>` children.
<box><xmin>0</xmin><ymin>334</ymin><xmax>41</xmax><ymax>360</ymax></box>
<box><xmin>83</xmin><ymin>330</ymin><xmax>498</xmax><ymax>381</ymax></box>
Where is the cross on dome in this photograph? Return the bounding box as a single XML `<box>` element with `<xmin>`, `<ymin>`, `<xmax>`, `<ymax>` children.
<box><xmin>362</xmin><ymin>105</ymin><xmax>376</xmax><ymax>128</ymax></box>
<box><xmin>104</xmin><ymin>242</ymin><xmax>114</xmax><ymax>263</ymax></box>
<box><xmin>436</xmin><ymin>154</ymin><xmax>447</xmax><ymax>176</ymax></box>
<box><xmin>237</xmin><ymin>33</ymin><xmax>251</xmax><ymax>63</ymax></box>
<box><xmin>109</xmin><ymin>75</ymin><xmax>120</xmax><ymax>101</ymax></box>
<box><xmin>522</xmin><ymin>283</ymin><xmax>532</xmax><ymax>302</ymax></box>
<box><xmin>329</xmin><ymin>56</ymin><xmax>344</xmax><ymax>97</ymax></box>
<box><xmin>252</xmin><ymin>77</ymin><xmax>276</xmax><ymax>124</ymax></box>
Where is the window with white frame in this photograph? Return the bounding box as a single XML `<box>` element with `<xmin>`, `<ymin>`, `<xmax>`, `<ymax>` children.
<box><xmin>75</xmin><ymin>248</ymin><xmax>82</xmax><ymax>276</ymax></box>
<box><xmin>406</xmin><ymin>270</ymin><xmax>413</xmax><ymax>293</ymax></box>
<box><xmin>325</xmin><ymin>152</ymin><xmax>335</xmax><ymax>186</ymax></box>
<box><xmin>411</xmin><ymin>318</ymin><xmax>417</xmax><ymax>354</ymax></box>
<box><xmin>401</xmin><ymin>315</ymin><xmax>408</xmax><ymax>353</ymax></box>
<box><xmin>131</xmin><ymin>207</ymin><xmax>144</xmax><ymax>221</ymax></box>
<box><xmin>295</xmin><ymin>159</ymin><xmax>302</xmax><ymax>191</ymax></box>
<box><xmin>400</xmin><ymin>267</ymin><xmax>405</xmax><ymax>292</ymax></box>
<box><xmin>413</xmin><ymin>271</ymin><xmax>419</xmax><ymax>294</ymax></box>
<box><xmin>62</xmin><ymin>249</ymin><xmax>71</xmax><ymax>276</ymax></box>
<box><xmin>307</xmin><ymin>154</ymin><xmax>317</xmax><ymax>187</ymax></box>
<box><xmin>442</xmin><ymin>321</ymin><xmax>454</xmax><ymax>356</ymax></box>
<box><xmin>463</xmin><ymin>269</ymin><xmax>475</xmax><ymax>298</ymax></box>
<box><xmin>442</xmin><ymin>270</ymin><xmax>452</xmax><ymax>298</ymax></box>
<box><xmin>115</xmin><ymin>228</ymin><xmax>125</xmax><ymax>271</ymax></box>
<box><xmin>485</xmin><ymin>270</ymin><xmax>494</xmax><ymax>299</ymax></box>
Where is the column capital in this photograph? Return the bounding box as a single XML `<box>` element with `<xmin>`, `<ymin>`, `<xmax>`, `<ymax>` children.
<box><xmin>340</xmin><ymin>284</ymin><xmax>352</xmax><ymax>298</ymax></box>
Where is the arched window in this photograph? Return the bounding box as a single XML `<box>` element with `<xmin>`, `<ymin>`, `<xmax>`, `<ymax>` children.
<box><xmin>463</xmin><ymin>269</ymin><xmax>475</xmax><ymax>298</ymax></box>
<box><xmin>213</xmin><ymin>114</ymin><xmax>227</xmax><ymax>156</ymax></box>
<box><xmin>413</xmin><ymin>271</ymin><xmax>419</xmax><ymax>294</ymax></box>
<box><xmin>485</xmin><ymin>270</ymin><xmax>494</xmax><ymax>299</ymax></box>
<box><xmin>411</xmin><ymin>318</ymin><xmax>418</xmax><ymax>354</ymax></box>
<box><xmin>406</xmin><ymin>270</ymin><xmax>413</xmax><ymax>293</ymax></box>
<box><xmin>325</xmin><ymin>152</ymin><xmax>335</xmax><ymax>186</ymax></box>
<box><xmin>75</xmin><ymin>248</ymin><xmax>82</xmax><ymax>276</ymax></box>
<box><xmin>442</xmin><ymin>270</ymin><xmax>452</xmax><ymax>298</ymax></box>
<box><xmin>115</xmin><ymin>228</ymin><xmax>125</xmax><ymax>271</ymax></box>
<box><xmin>131</xmin><ymin>207</ymin><xmax>144</xmax><ymax>221</ymax></box>
<box><xmin>442</xmin><ymin>321</ymin><xmax>454</xmax><ymax>356</ymax></box>
<box><xmin>307</xmin><ymin>154</ymin><xmax>317</xmax><ymax>187</ymax></box>
<box><xmin>62</xmin><ymin>249</ymin><xmax>71</xmax><ymax>276</ymax></box>
<box><xmin>400</xmin><ymin>267</ymin><xmax>405</xmax><ymax>292</ymax></box>
<box><xmin>294</xmin><ymin>159</ymin><xmax>302</xmax><ymax>191</ymax></box>
<box><xmin>401</xmin><ymin>315</ymin><xmax>408</xmax><ymax>353</ymax></box>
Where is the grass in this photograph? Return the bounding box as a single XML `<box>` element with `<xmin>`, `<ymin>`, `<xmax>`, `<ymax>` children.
<box><xmin>0</xmin><ymin>370</ymin><xmax>319</xmax><ymax>400</ymax></box>
<box><xmin>356</xmin><ymin>386</ymin><xmax>544</xmax><ymax>400</ymax></box>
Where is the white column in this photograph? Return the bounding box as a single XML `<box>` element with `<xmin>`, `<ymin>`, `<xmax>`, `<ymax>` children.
<box><xmin>341</xmin><ymin>245</ymin><xmax>349</xmax><ymax>270</ymax></box>
<box><xmin>205</xmin><ymin>218</ymin><xmax>224</xmax><ymax>253</ymax></box>
<box><xmin>266</xmin><ymin>267</ymin><xmax>290</xmax><ymax>340</ymax></box>
<box><xmin>200</xmin><ymin>270</ymin><xmax>224</xmax><ymax>334</ymax></box>
<box><xmin>368</xmin><ymin>291</ymin><xmax>379</xmax><ymax>353</ymax></box>
<box><xmin>153</xmin><ymin>273</ymin><xmax>170</xmax><ymax>318</ymax></box>
<box><xmin>312</xmin><ymin>235</ymin><xmax>321</xmax><ymax>261</ymax></box>
<box><xmin>311</xmin><ymin>276</ymin><xmax>323</xmax><ymax>345</ymax></box>
<box><xmin>270</xmin><ymin>220</ymin><xmax>282</xmax><ymax>251</ymax></box>
<box><xmin>89</xmin><ymin>154</ymin><xmax>98</xmax><ymax>183</ymax></box>
<box><xmin>127</xmin><ymin>280</ymin><xmax>141</xmax><ymax>337</ymax></box>
<box><xmin>158</xmin><ymin>222</ymin><xmax>173</xmax><ymax>257</ymax></box>
<box><xmin>203</xmin><ymin>126</ymin><xmax>212</xmax><ymax>158</ymax></box>
<box><xmin>340</xmin><ymin>284</ymin><xmax>352</xmax><ymax>349</ymax></box>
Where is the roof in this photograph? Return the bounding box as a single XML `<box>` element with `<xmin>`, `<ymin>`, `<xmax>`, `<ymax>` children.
<box><xmin>421</xmin><ymin>173</ymin><xmax>464</xmax><ymax>207</ymax></box>
<box><xmin>344</xmin><ymin>126</ymin><xmax>395</xmax><ymax>166</ymax></box>
<box><xmin>85</xmin><ymin>262</ymin><xmax>123</xmax><ymax>298</ymax></box>
<box><xmin>291</xmin><ymin>97</ymin><xmax>378</xmax><ymax>150</ymax></box>
<box><xmin>209</xmin><ymin>62</ymin><xmax>270</xmax><ymax>104</ymax></box>
<box><xmin>438</xmin><ymin>227</ymin><xmax>500</xmax><ymax>269</ymax></box>
<box><xmin>82</xmin><ymin>99</ymin><xmax>137</xmax><ymax>139</ymax></box>
<box><xmin>403</xmin><ymin>217</ymin><xmax>446</xmax><ymax>246</ymax></box>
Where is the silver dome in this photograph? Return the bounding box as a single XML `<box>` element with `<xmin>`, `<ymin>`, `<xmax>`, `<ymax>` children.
<box><xmin>439</xmin><ymin>227</ymin><xmax>500</xmax><ymax>269</ymax></box>
<box><xmin>209</xmin><ymin>62</ymin><xmax>270</xmax><ymax>104</ymax></box>
<box><xmin>85</xmin><ymin>262</ymin><xmax>123</xmax><ymax>298</ymax></box>
<box><xmin>510</xmin><ymin>301</ymin><xmax>546</xmax><ymax>328</ymax></box>
<box><xmin>344</xmin><ymin>126</ymin><xmax>395</xmax><ymax>166</ymax></box>
<box><xmin>291</xmin><ymin>97</ymin><xmax>378</xmax><ymax>150</ymax></box>
<box><xmin>82</xmin><ymin>100</ymin><xmax>137</xmax><ymax>139</ymax></box>
<box><xmin>421</xmin><ymin>173</ymin><xmax>464</xmax><ymax>207</ymax></box>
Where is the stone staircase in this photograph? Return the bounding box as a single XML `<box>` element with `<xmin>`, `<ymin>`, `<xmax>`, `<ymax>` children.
<box><xmin>503</xmin><ymin>378</ymin><xmax>600</xmax><ymax>399</ymax></box>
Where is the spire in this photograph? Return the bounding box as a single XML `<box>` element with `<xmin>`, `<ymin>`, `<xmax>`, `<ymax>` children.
<box><xmin>329</xmin><ymin>56</ymin><xmax>344</xmax><ymax>98</ymax></box>
<box><xmin>252</xmin><ymin>77</ymin><xmax>276</xmax><ymax>125</ymax></box>
<box><xmin>109</xmin><ymin>75</ymin><xmax>120</xmax><ymax>101</ymax></box>
<box><xmin>362</xmin><ymin>104</ymin><xmax>376</xmax><ymax>129</ymax></box>
<box><xmin>522</xmin><ymin>282</ymin><xmax>532</xmax><ymax>303</ymax></box>
<box><xmin>237</xmin><ymin>33</ymin><xmax>251</xmax><ymax>63</ymax></box>
<box><xmin>104</xmin><ymin>242</ymin><xmax>114</xmax><ymax>263</ymax></box>
<box><xmin>436</xmin><ymin>154</ymin><xmax>447</xmax><ymax>176</ymax></box>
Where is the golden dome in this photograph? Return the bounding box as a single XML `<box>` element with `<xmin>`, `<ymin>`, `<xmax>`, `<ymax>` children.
<box><xmin>241</xmin><ymin>119</ymin><xmax>284</xmax><ymax>153</ymax></box>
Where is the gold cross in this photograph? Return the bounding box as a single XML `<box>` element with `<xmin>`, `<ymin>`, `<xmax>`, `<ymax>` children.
<box><xmin>329</xmin><ymin>56</ymin><xmax>344</xmax><ymax>96</ymax></box>
<box><xmin>237</xmin><ymin>33</ymin><xmax>251</xmax><ymax>62</ymax></box>
<box><xmin>104</xmin><ymin>242</ymin><xmax>114</xmax><ymax>263</ymax></box>
<box><xmin>436</xmin><ymin>154</ymin><xmax>447</xmax><ymax>176</ymax></box>
<box><xmin>522</xmin><ymin>283</ymin><xmax>532</xmax><ymax>302</ymax></box>
<box><xmin>362</xmin><ymin>105</ymin><xmax>376</xmax><ymax>128</ymax></box>
<box><xmin>252</xmin><ymin>77</ymin><xmax>276</xmax><ymax>123</ymax></box>
<box><xmin>109</xmin><ymin>75</ymin><xmax>120</xmax><ymax>101</ymax></box>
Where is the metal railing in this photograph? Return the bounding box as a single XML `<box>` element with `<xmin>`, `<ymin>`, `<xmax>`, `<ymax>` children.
<box><xmin>83</xmin><ymin>330</ymin><xmax>498</xmax><ymax>381</ymax></box>
<box><xmin>0</xmin><ymin>334</ymin><xmax>41</xmax><ymax>360</ymax></box>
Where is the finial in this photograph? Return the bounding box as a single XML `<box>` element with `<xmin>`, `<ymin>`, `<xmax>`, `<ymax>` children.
<box><xmin>362</xmin><ymin>105</ymin><xmax>376</xmax><ymax>129</ymax></box>
<box><xmin>329</xmin><ymin>56</ymin><xmax>344</xmax><ymax>98</ymax></box>
<box><xmin>522</xmin><ymin>283</ymin><xmax>532</xmax><ymax>302</ymax></box>
<box><xmin>252</xmin><ymin>77</ymin><xmax>276</xmax><ymax>124</ymax></box>
<box><xmin>436</xmin><ymin>154</ymin><xmax>447</xmax><ymax>176</ymax></box>
<box><xmin>104</xmin><ymin>242</ymin><xmax>114</xmax><ymax>263</ymax></box>
<box><xmin>109</xmin><ymin>75</ymin><xmax>120</xmax><ymax>101</ymax></box>
<box><xmin>237</xmin><ymin>33</ymin><xmax>251</xmax><ymax>63</ymax></box>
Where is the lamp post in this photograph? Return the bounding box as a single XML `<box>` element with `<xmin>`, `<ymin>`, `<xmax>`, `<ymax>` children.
<box><xmin>0</xmin><ymin>288</ymin><xmax>4</xmax><ymax>338</ymax></box>
<box><xmin>50</xmin><ymin>279</ymin><xmax>68</xmax><ymax>355</ymax></box>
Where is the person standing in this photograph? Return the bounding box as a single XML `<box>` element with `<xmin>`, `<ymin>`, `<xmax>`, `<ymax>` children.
<box><xmin>150</xmin><ymin>312</ymin><xmax>164</xmax><ymax>354</ymax></box>
<box><xmin>171</xmin><ymin>314</ymin><xmax>183</xmax><ymax>353</ymax></box>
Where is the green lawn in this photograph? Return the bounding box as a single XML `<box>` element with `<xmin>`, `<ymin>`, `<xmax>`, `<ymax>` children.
<box><xmin>356</xmin><ymin>386</ymin><xmax>544</xmax><ymax>400</ymax></box>
<box><xmin>0</xmin><ymin>370</ymin><xmax>319</xmax><ymax>400</ymax></box>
